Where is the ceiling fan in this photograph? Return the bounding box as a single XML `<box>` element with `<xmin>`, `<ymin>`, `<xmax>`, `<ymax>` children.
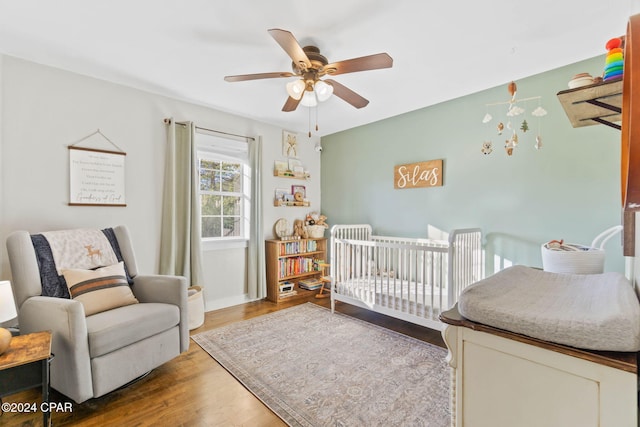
<box><xmin>224</xmin><ymin>28</ymin><xmax>393</xmax><ymax>112</ymax></box>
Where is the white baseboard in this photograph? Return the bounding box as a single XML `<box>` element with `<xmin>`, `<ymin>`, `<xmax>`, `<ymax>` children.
<box><xmin>204</xmin><ymin>293</ymin><xmax>261</xmax><ymax>312</ymax></box>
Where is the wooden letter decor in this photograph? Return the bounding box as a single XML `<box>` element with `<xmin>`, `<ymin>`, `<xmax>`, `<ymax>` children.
<box><xmin>394</xmin><ymin>159</ymin><xmax>443</xmax><ymax>189</ymax></box>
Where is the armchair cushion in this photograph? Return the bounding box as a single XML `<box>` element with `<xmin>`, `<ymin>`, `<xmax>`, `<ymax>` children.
<box><xmin>62</xmin><ymin>262</ymin><xmax>138</xmax><ymax>316</ymax></box>
<box><xmin>86</xmin><ymin>303</ymin><xmax>180</xmax><ymax>357</ymax></box>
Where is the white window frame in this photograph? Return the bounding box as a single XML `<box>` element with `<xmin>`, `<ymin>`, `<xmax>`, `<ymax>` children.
<box><xmin>196</xmin><ymin>131</ymin><xmax>250</xmax><ymax>251</ymax></box>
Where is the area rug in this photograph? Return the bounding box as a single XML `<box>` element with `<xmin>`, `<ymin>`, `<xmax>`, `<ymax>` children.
<box><xmin>192</xmin><ymin>303</ymin><xmax>450</xmax><ymax>426</ymax></box>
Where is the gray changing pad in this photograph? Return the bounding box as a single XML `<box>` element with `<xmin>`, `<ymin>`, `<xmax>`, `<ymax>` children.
<box><xmin>458</xmin><ymin>265</ymin><xmax>640</xmax><ymax>351</ymax></box>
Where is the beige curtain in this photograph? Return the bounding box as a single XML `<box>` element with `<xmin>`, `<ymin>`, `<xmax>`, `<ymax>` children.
<box><xmin>159</xmin><ymin>119</ymin><xmax>204</xmax><ymax>286</ymax></box>
<box><xmin>247</xmin><ymin>136</ymin><xmax>266</xmax><ymax>299</ymax></box>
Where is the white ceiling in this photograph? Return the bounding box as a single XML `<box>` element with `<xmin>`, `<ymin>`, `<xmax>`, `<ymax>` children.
<box><xmin>0</xmin><ymin>1</ymin><xmax>637</xmax><ymax>136</ymax></box>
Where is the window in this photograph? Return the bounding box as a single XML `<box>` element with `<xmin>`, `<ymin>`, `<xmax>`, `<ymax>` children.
<box><xmin>196</xmin><ymin>131</ymin><xmax>250</xmax><ymax>244</ymax></box>
<box><xmin>199</xmin><ymin>158</ymin><xmax>243</xmax><ymax>238</ymax></box>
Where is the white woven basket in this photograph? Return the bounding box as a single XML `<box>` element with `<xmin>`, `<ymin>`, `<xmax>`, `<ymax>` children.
<box><xmin>541</xmin><ymin>225</ymin><xmax>622</xmax><ymax>274</ymax></box>
<box><xmin>187</xmin><ymin>286</ymin><xmax>204</xmax><ymax>330</ymax></box>
<box><xmin>307</xmin><ymin>225</ymin><xmax>326</xmax><ymax>238</ymax></box>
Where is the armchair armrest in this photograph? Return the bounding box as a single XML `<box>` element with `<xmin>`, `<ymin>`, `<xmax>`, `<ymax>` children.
<box><xmin>132</xmin><ymin>274</ymin><xmax>189</xmax><ymax>352</ymax></box>
<box><xmin>19</xmin><ymin>296</ymin><xmax>93</xmax><ymax>404</ymax></box>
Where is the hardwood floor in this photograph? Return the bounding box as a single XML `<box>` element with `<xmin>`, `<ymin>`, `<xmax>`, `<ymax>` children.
<box><xmin>1</xmin><ymin>297</ymin><xmax>445</xmax><ymax>426</ymax></box>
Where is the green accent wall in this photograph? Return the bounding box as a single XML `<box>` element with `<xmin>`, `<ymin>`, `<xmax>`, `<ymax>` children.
<box><xmin>321</xmin><ymin>56</ymin><xmax>625</xmax><ymax>273</ymax></box>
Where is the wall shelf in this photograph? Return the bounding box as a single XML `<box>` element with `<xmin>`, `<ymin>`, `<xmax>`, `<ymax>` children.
<box><xmin>274</xmin><ymin>201</ymin><xmax>310</xmax><ymax>207</ymax></box>
<box><xmin>273</xmin><ymin>170</ymin><xmax>309</xmax><ymax>180</ymax></box>
<box><xmin>557</xmin><ymin>78</ymin><xmax>622</xmax><ymax>130</ymax></box>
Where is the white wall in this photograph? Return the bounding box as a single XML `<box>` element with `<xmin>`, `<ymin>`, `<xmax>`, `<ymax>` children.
<box><xmin>0</xmin><ymin>55</ymin><xmax>321</xmax><ymax>310</ymax></box>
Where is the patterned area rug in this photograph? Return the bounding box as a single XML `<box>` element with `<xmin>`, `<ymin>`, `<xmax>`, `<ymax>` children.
<box><xmin>192</xmin><ymin>303</ymin><xmax>450</xmax><ymax>426</ymax></box>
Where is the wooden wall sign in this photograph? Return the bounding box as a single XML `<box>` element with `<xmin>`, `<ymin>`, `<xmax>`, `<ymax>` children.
<box><xmin>394</xmin><ymin>159</ymin><xmax>443</xmax><ymax>189</ymax></box>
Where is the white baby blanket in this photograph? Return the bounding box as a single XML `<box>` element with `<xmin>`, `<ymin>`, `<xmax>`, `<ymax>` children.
<box><xmin>42</xmin><ymin>228</ymin><xmax>119</xmax><ymax>274</ymax></box>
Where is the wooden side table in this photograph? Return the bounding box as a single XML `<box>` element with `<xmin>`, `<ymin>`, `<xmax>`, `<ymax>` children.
<box><xmin>0</xmin><ymin>330</ymin><xmax>53</xmax><ymax>427</ymax></box>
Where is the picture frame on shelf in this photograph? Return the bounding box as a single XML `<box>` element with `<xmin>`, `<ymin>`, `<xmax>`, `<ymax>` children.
<box><xmin>274</xmin><ymin>160</ymin><xmax>287</xmax><ymax>174</ymax></box>
<box><xmin>274</xmin><ymin>188</ymin><xmax>290</xmax><ymax>205</ymax></box>
<box><xmin>288</xmin><ymin>158</ymin><xmax>302</xmax><ymax>171</ymax></box>
<box><xmin>291</xmin><ymin>185</ymin><xmax>306</xmax><ymax>198</ymax></box>
<box><xmin>288</xmin><ymin>158</ymin><xmax>305</xmax><ymax>178</ymax></box>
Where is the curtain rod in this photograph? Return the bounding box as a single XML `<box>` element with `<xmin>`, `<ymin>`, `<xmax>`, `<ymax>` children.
<box><xmin>195</xmin><ymin>125</ymin><xmax>255</xmax><ymax>141</ymax></box>
<box><xmin>163</xmin><ymin>118</ymin><xmax>255</xmax><ymax>141</ymax></box>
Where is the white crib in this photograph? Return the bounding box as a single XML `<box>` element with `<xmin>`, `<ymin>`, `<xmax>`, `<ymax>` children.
<box><xmin>330</xmin><ymin>224</ymin><xmax>482</xmax><ymax>330</ymax></box>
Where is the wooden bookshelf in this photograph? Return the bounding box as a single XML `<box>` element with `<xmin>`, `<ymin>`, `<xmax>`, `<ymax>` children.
<box><xmin>265</xmin><ymin>238</ymin><xmax>327</xmax><ymax>303</ymax></box>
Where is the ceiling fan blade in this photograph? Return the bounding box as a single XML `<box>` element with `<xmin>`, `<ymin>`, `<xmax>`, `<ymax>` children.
<box><xmin>323</xmin><ymin>53</ymin><xmax>393</xmax><ymax>76</ymax></box>
<box><xmin>325</xmin><ymin>79</ymin><xmax>369</xmax><ymax>109</ymax></box>
<box><xmin>282</xmin><ymin>96</ymin><xmax>302</xmax><ymax>112</ymax></box>
<box><xmin>268</xmin><ymin>28</ymin><xmax>311</xmax><ymax>70</ymax></box>
<box><xmin>224</xmin><ymin>72</ymin><xmax>295</xmax><ymax>82</ymax></box>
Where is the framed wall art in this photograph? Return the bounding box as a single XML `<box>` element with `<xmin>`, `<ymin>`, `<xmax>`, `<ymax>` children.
<box><xmin>282</xmin><ymin>130</ymin><xmax>298</xmax><ymax>157</ymax></box>
<box><xmin>68</xmin><ymin>129</ymin><xmax>127</xmax><ymax>206</ymax></box>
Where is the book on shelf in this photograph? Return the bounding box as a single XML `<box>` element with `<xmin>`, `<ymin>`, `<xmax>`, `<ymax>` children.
<box><xmin>279</xmin><ymin>290</ymin><xmax>298</xmax><ymax>299</ymax></box>
<box><xmin>298</xmin><ymin>278</ymin><xmax>322</xmax><ymax>290</ymax></box>
<box><xmin>278</xmin><ymin>257</ymin><xmax>323</xmax><ymax>278</ymax></box>
<box><xmin>279</xmin><ymin>239</ymin><xmax>318</xmax><ymax>255</ymax></box>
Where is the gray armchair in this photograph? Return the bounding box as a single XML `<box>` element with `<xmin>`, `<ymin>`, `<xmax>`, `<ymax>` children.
<box><xmin>6</xmin><ymin>225</ymin><xmax>189</xmax><ymax>403</ymax></box>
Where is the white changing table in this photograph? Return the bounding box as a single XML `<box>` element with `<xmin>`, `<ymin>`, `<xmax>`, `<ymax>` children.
<box><xmin>440</xmin><ymin>306</ymin><xmax>638</xmax><ymax>427</ymax></box>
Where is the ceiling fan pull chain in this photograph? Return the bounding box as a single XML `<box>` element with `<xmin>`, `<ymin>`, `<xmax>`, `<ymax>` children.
<box><xmin>316</xmin><ymin>106</ymin><xmax>319</xmax><ymax>132</ymax></box>
<box><xmin>308</xmin><ymin>107</ymin><xmax>312</xmax><ymax>138</ymax></box>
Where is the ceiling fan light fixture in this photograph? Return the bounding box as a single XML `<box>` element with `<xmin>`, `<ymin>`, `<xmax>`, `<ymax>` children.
<box><xmin>286</xmin><ymin>79</ymin><xmax>305</xmax><ymax>100</ymax></box>
<box><xmin>314</xmin><ymin>80</ymin><xmax>333</xmax><ymax>102</ymax></box>
<box><xmin>300</xmin><ymin>90</ymin><xmax>318</xmax><ymax>107</ymax></box>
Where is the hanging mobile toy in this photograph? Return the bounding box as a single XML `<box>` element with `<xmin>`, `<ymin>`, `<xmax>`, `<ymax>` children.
<box><xmin>520</xmin><ymin>120</ymin><xmax>529</xmax><ymax>132</ymax></box>
<box><xmin>535</xmin><ymin>135</ymin><xmax>543</xmax><ymax>150</ymax></box>
<box><xmin>508</xmin><ymin>81</ymin><xmax>517</xmax><ymax>101</ymax></box>
<box><xmin>505</xmin><ymin>139</ymin><xmax>515</xmax><ymax>156</ymax></box>
<box><xmin>497</xmin><ymin>122</ymin><xmax>504</xmax><ymax>135</ymax></box>
<box><xmin>481</xmin><ymin>141</ymin><xmax>493</xmax><ymax>155</ymax></box>
<box><xmin>510</xmin><ymin>132</ymin><xmax>518</xmax><ymax>146</ymax></box>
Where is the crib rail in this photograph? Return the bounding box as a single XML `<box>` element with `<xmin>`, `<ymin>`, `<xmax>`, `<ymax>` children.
<box><xmin>372</xmin><ymin>234</ymin><xmax>449</xmax><ymax>247</ymax></box>
<box><xmin>330</xmin><ymin>224</ymin><xmax>372</xmax><ymax>241</ymax></box>
<box><xmin>448</xmin><ymin>228</ymin><xmax>483</xmax><ymax>303</ymax></box>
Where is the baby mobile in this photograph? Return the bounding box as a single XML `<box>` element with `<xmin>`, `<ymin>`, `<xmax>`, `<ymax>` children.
<box><xmin>481</xmin><ymin>81</ymin><xmax>547</xmax><ymax>156</ymax></box>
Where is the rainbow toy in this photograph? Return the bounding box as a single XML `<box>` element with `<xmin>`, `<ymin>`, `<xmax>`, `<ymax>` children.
<box><xmin>604</xmin><ymin>37</ymin><xmax>624</xmax><ymax>81</ymax></box>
